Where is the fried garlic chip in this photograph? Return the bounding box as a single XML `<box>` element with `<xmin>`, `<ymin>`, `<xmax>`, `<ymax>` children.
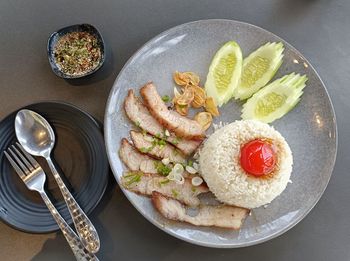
<box><xmin>205</xmin><ymin>97</ymin><xmax>220</xmax><ymax>117</ymax></box>
<box><xmin>177</xmin><ymin>87</ymin><xmax>194</xmax><ymax>106</ymax></box>
<box><xmin>173</xmin><ymin>71</ymin><xmax>200</xmax><ymax>86</ymax></box>
<box><xmin>194</xmin><ymin>112</ymin><xmax>212</xmax><ymax>130</ymax></box>
<box><xmin>191</xmin><ymin>85</ymin><xmax>206</xmax><ymax>108</ymax></box>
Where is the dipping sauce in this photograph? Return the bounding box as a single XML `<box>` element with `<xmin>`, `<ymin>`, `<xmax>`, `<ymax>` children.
<box><xmin>240</xmin><ymin>139</ymin><xmax>277</xmax><ymax>177</ymax></box>
<box><xmin>53</xmin><ymin>31</ymin><xmax>101</xmax><ymax>76</ymax></box>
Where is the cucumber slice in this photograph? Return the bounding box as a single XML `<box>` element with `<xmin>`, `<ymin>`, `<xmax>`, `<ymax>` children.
<box><xmin>241</xmin><ymin>73</ymin><xmax>307</xmax><ymax>123</ymax></box>
<box><xmin>205</xmin><ymin>41</ymin><xmax>243</xmax><ymax>107</ymax></box>
<box><xmin>235</xmin><ymin>42</ymin><xmax>284</xmax><ymax>100</ymax></box>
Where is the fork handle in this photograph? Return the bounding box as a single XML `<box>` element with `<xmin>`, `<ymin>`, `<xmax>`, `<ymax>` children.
<box><xmin>46</xmin><ymin>158</ymin><xmax>100</xmax><ymax>254</ymax></box>
<box><xmin>40</xmin><ymin>192</ymin><xmax>99</xmax><ymax>261</ymax></box>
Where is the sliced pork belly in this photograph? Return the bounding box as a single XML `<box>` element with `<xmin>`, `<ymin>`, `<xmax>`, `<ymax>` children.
<box><xmin>130</xmin><ymin>130</ymin><xmax>186</xmax><ymax>164</ymax></box>
<box><xmin>152</xmin><ymin>192</ymin><xmax>250</xmax><ymax>229</ymax></box>
<box><xmin>140</xmin><ymin>83</ymin><xmax>205</xmax><ymax>140</ymax></box>
<box><xmin>119</xmin><ymin>138</ymin><xmax>158</xmax><ymax>174</ymax></box>
<box><xmin>124</xmin><ymin>89</ymin><xmax>201</xmax><ymax>155</ymax></box>
<box><xmin>121</xmin><ymin>172</ymin><xmax>209</xmax><ymax>206</ymax></box>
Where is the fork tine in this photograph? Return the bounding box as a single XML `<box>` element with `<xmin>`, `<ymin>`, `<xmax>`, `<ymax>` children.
<box><xmin>4</xmin><ymin>151</ymin><xmax>26</xmax><ymax>180</ymax></box>
<box><xmin>12</xmin><ymin>144</ymin><xmax>35</xmax><ymax>172</ymax></box>
<box><xmin>16</xmin><ymin>142</ymin><xmax>40</xmax><ymax>168</ymax></box>
<box><xmin>8</xmin><ymin>146</ymin><xmax>30</xmax><ymax>175</ymax></box>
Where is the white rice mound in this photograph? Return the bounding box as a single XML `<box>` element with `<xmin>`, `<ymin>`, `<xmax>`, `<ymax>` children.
<box><xmin>199</xmin><ymin>120</ymin><xmax>293</xmax><ymax>209</ymax></box>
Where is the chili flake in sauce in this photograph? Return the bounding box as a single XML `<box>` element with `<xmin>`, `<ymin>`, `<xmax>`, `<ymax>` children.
<box><xmin>53</xmin><ymin>31</ymin><xmax>101</xmax><ymax>76</ymax></box>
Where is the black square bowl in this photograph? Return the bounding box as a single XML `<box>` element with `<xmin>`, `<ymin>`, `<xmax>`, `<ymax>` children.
<box><xmin>47</xmin><ymin>24</ymin><xmax>105</xmax><ymax>79</ymax></box>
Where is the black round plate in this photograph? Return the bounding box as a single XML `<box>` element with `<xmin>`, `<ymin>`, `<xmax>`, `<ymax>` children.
<box><xmin>0</xmin><ymin>102</ymin><xmax>109</xmax><ymax>233</ymax></box>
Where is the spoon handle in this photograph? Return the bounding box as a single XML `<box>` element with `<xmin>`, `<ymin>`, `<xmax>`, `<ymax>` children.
<box><xmin>46</xmin><ymin>157</ymin><xmax>100</xmax><ymax>254</ymax></box>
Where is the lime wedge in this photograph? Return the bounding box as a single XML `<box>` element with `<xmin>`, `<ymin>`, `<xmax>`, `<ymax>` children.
<box><xmin>205</xmin><ymin>41</ymin><xmax>243</xmax><ymax>107</ymax></box>
<box><xmin>235</xmin><ymin>42</ymin><xmax>284</xmax><ymax>100</ymax></box>
<box><xmin>241</xmin><ymin>73</ymin><xmax>307</xmax><ymax>123</ymax></box>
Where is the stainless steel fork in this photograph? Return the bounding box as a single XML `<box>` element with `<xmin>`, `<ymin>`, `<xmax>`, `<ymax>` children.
<box><xmin>4</xmin><ymin>143</ymin><xmax>99</xmax><ymax>261</ymax></box>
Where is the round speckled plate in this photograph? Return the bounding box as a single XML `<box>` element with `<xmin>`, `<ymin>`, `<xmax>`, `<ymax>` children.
<box><xmin>104</xmin><ymin>20</ymin><xmax>337</xmax><ymax>247</ymax></box>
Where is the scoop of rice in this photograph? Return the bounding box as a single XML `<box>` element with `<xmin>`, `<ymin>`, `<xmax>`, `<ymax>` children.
<box><xmin>199</xmin><ymin>120</ymin><xmax>293</xmax><ymax>209</ymax></box>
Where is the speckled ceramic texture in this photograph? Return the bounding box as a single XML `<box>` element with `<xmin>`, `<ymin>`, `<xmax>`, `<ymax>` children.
<box><xmin>47</xmin><ymin>24</ymin><xmax>105</xmax><ymax>79</ymax></box>
<box><xmin>104</xmin><ymin>20</ymin><xmax>337</xmax><ymax>248</ymax></box>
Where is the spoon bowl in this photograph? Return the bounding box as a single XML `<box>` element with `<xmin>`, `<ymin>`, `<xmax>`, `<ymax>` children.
<box><xmin>15</xmin><ymin>109</ymin><xmax>55</xmax><ymax>158</ymax></box>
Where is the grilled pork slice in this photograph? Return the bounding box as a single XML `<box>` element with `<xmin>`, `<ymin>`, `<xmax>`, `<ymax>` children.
<box><xmin>152</xmin><ymin>192</ymin><xmax>250</xmax><ymax>229</ymax></box>
<box><xmin>118</xmin><ymin>139</ymin><xmax>197</xmax><ymax>178</ymax></box>
<box><xmin>121</xmin><ymin>172</ymin><xmax>209</xmax><ymax>206</ymax></box>
<box><xmin>119</xmin><ymin>138</ymin><xmax>158</xmax><ymax>174</ymax></box>
<box><xmin>130</xmin><ymin>130</ymin><xmax>186</xmax><ymax>164</ymax></box>
<box><xmin>140</xmin><ymin>83</ymin><xmax>205</xmax><ymax>140</ymax></box>
<box><xmin>124</xmin><ymin>90</ymin><xmax>201</xmax><ymax>155</ymax></box>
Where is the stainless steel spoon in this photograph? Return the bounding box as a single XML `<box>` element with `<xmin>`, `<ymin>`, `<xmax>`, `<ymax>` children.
<box><xmin>15</xmin><ymin>109</ymin><xmax>100</xmax><ymax>254</ymax></box>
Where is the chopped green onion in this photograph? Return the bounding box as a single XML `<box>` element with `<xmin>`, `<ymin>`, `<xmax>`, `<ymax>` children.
<box><xmin>151</xmin><ymin>137</ymin><xmax>167</xmax><ymax>148</ymax></box>
<box><xmin>124</xmin><ymin>172</ymin><xmax>142</xmax><ymax>186</ymax></box>
<box><xmin>162</xmin><ymin>95</ymin><xmax>171</xmax><ymax>102</ymax></box>
<box><xmin>140</xmin><ymin>146</ymin><xmax>154</xmax><ymax>153</ymax></box>
<box><xmin>140</xmin><ymin>147</ymin><xmax>148</xmax><ymax>153</ymax></box>
<box><xmin>172</xmin><ymin>189</ymin><xmax>179</xmax><ymax>198</ymax></box>
<box><xmin>158</xmin><ymin>139</ymin><xmax>166</xmax><ymax>146</ymax></box>
<box><xmin>172</xmin><ymin>137</ymin><xmax>182</xmax><ymax>145</ymax></box>
<box><xmin>155</xmin><ymin>161</ymin><xmax>172</xmax><ymax>176</ymax></box>
<box><xmin>159</xmin><ymin>179</ymin><xmax>170</xmax><ymax>185</ymax></box>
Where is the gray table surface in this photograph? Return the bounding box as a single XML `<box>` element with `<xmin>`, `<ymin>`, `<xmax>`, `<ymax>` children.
<box><xmin>0</xmin><ymin>0</ymin><xmax>349</xmax><ymax>260</ymax></box>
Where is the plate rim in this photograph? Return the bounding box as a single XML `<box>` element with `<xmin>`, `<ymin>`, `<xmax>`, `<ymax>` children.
<box><xmin>104</xmin><ymin>19</ymin><xmax>338</xmax><ymax>248</ymax></box>
<box><xmin>0</xmin><ymin>100</ymin><xmax>109</xmax><ymax>233</ymax></box>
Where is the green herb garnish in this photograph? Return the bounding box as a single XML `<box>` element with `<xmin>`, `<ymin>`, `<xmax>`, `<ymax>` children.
<box><xmin>151</xmin><ymin>139</ymin><xmax>158</xmax><ymax>146</ymax></box>
<box><xmin>172</xmin><ymin>189</ymin><xmax>179</xmax><ymax>198</ymax></box>
<box><xmin>135</xmin><ymin>121</ymin><xmax>141</xmax><ymax>127</ymax></box>
<box><xmin>151</xmin><ymin>137</ymin><xmax>167</xmax><ymax>148</ymax></box>
<box><xmin>187</xmin><ymin>160</ymin><xmax>193</xmax><ymax>167</ymax></box>
<box><xmin>154</xmin><ymin>161</ymin><xmax>172</xmax><ymax>176</ymax></box>
<box><xmin>172</xmin><ymin>137</ymin><xmax>181</xmax><ymax>145</ymax></box>
<box><xmin>159</xmin><ymin>179</ymin><xmax>170</xmax><ymax>186</ymax></box>
<box><xmin>162</xmin><ymin>95</ymin><xmax>171</xmax><ymax>103</ymax></box>
<box><xmin>123</xmin><ymin>172</ymin><xmax>142</xmax><ymax>186</ymax></box>
<box><xmin>140</xmin><ymin>146</ymin><xmax>154</xmax><ymax>153</ymax></box>
<box><xmin>139</xmin><ymin>147</ymin><xmax>148</xmax><ymax>153</ymax></box>
<box><xmin>158</xmin><ymin>139</ymin><xmax>166</xmax><ymax>146</ymax></box>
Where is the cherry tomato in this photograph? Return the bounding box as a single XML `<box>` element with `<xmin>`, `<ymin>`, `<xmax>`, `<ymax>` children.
<box><xmin>240</xmin><ymin>139</ymin><xmax>277</xmax><ymax>177</ymax></box>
